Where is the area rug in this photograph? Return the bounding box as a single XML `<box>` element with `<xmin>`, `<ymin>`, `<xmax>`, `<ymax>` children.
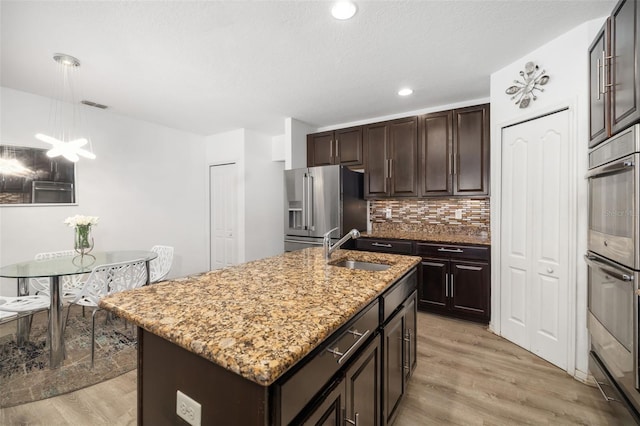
<box><xmin>0</xmin><ymin>305</ymin><xmax>137</xmax><ymax>408</ymax></box>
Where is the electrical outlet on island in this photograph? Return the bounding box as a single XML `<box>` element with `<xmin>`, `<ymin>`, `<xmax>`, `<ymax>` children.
<box><xmin>177</xmin><ymin>390</ymin><xmax>202</xmax><ymax>426</ymax></box>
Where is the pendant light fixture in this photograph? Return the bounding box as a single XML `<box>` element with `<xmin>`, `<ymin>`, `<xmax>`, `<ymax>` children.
<box><xmin>35</xmin><ymin>53</ymin><xmax>96</xmax><ymax>162</ymax></box>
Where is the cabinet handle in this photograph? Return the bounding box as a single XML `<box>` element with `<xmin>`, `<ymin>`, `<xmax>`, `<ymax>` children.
<box><xmin>345</xmin><ymin>412</ymin><xmax>359</xmax><ymax>426</ymax></box>
<box><xmin>326</xmin><ymin>329</ymin><xmax>370</xmax><ymax>364</ymax></box>
<box><xmin>602</xmin><ymin>51</ymin><xmax>614</xmax><ymax>92</ymax></box>
<box><xmin>388</xmin><ymin>158</ymin><xmax>393</xmax><ymax>178</ymax></box>
<box><xmin>336</xmin><ymin>139</ymin><xmax>340</xmax><ymax>159</ymax></box>
<box><xmin>445</xmin><ymin>274</ymin><xmax>449</xmax><ymax>297</ymax></box>
<box><xmin>330</xmin><ymin>140</ymin><xmax>333</xmax><ymax>158</ymax></box>
<box><xmin>451</xmin><ymin>275</ymin><xmax>454</xmax><ymax>298</ymax></box>
<box><xmin>404</xmin><ymin>328</ymin><xmax>412</xmax><ymax>373</ymax></box>
<box><xmin>437</xmin><ymin>247</ymin><xmax>463</xmax><ymax>253</ymax></box>
<box><xmin>596</xmin><ymin>57</ymin><xmax>602</xmax><ymax>100</ymax></box>
<box><xmin>372</xmin><ymin>242</ymin><xmax>392</xmax><ymax>248</ymax></box>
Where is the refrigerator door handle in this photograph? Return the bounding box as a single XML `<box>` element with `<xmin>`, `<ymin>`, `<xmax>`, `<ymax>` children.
<box><xmin>302</xmin><ymin>173</ymin><xmax>308</xmax><ymax>230</ymax></box>
<box><xmin>307</xmin><ymin>174</ymin><xmax>315</xmax><ymax>231</ymax></box>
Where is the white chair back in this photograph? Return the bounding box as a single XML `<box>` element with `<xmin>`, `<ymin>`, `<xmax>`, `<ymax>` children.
<box><xmin>31</xmin><ymin>250</ymin><xmax>78</xmax><ymax>295</ymax></box>
<box><xmin>72</xmin><ymin>259</ymin><xmax>148</xmax><ymax>307</ymax></box>
<box><xmin>150</xmin><ymin>245</ymin><xmax>174</xmax><ymax>283</ymax></box>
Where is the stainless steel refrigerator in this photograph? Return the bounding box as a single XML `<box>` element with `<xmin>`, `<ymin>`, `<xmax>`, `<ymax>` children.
<box><xmin>284</xmin><ymin>165</ymin><xmax>367</xmax><ymax>251</ymax></box>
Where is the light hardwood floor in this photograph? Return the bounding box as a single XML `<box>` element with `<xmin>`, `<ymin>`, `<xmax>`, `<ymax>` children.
<box><xmin>0</xmin><ymin>313</ymin><xmax>623</xmax><ymax>425</ymax></box>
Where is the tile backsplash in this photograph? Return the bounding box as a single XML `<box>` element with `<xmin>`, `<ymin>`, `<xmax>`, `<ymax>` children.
<box><xmin>370</xmin><ymin>198</ymin><xmax>490</xmax><ymax>229</ymax></box>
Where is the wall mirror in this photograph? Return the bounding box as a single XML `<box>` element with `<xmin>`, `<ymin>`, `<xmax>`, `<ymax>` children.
<box><xmin>0</xmin><ymin>145</ymin><xmax>76</xmax><ymax>205</ymax></box>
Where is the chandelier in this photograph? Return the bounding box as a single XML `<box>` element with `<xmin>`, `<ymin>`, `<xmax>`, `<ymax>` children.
<box><xmin>35</xmin><ymin>54</ymin><xmax>96</xmax><ymax>162</ymax></box>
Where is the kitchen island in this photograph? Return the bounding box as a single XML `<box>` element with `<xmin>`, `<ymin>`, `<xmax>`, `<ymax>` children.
<box><xmin>100</xmin><ymin>247</ymin><xmax>420</xmax><ymax>425</ymax></box>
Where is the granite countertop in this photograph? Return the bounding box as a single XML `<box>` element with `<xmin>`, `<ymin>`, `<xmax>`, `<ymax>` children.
<box><xmin>362</xmin><ymin>229</ymin><xmax>491</xmax><ymax>246</ymax></box>
<box><xmin>99</xmin><ymin>248</ymin><xmax>420</xmax><ymax>387</ymax></box>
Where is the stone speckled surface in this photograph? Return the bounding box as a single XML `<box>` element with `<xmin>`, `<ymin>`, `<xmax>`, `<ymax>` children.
<box><xmin>362</xmin><ymin>229</ymin><xmax>491</xmax><ymax>246</ymax></box>
<box><xmin>99</xmin><ymin>248</ymin><xmax>420</xmax><ymax>387</ymax></box>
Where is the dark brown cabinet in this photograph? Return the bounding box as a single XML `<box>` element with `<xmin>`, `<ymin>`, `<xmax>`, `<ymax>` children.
<box><xmin>307</xmin><ymin>126</ymin><xmax>364</xmax><ymax>167</ymax></box>
<box><xmin>302</xmin><ymin>336</ymin><xmax>380</xmax><ymax>426</ymax></box>
<box><xmin>364</xmin><ymin>117</ymin><xmax>418</xmax><ymax>198</ymax></box>
<box><xmin>383</xmin><ymin>291</ymin><xmax>417</xmax><ymax>426</ymax></box>
<box><xmin>417</xmin><ymin>243</ymin><xmax>490</xmax><ymax>323</ymax></box>
<box><xmin>589</xmin><ymin>0</ymin><xmax>640</xmax><ymax>148</ymax></box>
<box><xmin>418</xmin><ymin>110</ymin><xmax>453</xmax><ymax>196</ymax></box>
<box><xmin>452</xmin><ymin>104</ymin><xmax>490</xmax><ymax>196</ymax></box>
<box><xmin>418</xmin><ymin>104</ymin><xmax>489</xmax><ymax>197</ymax></box>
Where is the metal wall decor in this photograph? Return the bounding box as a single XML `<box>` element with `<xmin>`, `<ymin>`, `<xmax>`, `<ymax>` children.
<box><xmin>505</xmin><ymin>61</ymin><xmax>550</xmax><ymax>108</ymax></box>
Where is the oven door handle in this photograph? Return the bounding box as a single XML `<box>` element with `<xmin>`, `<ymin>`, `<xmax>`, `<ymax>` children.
<box><xmin>584</xmin><ymin>254</ymin><xmax>634</xmax><ymax>282</ymax></box>
<box><xmin>585</xmin><ymin>159</ymin><xmax>634</xmax><ymax>179</ymax></box>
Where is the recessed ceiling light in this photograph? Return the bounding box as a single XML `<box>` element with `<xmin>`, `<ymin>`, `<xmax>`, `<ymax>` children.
<box><xmin>331</xmin><ymin>1</ymin><xmax>357</xmax><ymax>20</ymax></box>
<box><xmin>398</xmin><ymin>88</ymin><xmax>413</xmax><ymax>96</ymax></box>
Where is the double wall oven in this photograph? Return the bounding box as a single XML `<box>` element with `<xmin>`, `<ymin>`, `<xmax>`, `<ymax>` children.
<box><xmin>587</xmin><ymin>124</ymin><xmax>640</xmax><ymax>421</ymax></box>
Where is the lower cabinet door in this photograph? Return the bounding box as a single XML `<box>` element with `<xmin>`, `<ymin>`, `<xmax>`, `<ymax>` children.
<box><xmin>404</xmin><ymin>292</ymin><xmax>418</xmax><ymax>379</ymax></box>
<box><xmin>419</xmin><ymin>258</ymin><xmax>448</xmax><ymax>313</ymax></box>
<box><xmin>450</xmin><ymin>260</ymin><xmax>490</xmax><ymax>321</ymax></box>
<box><xmin>384</xmin><ymin>312</ymin><xmax>405</xmax><ymax>425</ymax></box>
<box><xmin>345</xmin><ymin>336</ymin><xmax>381</xmax><ymax>426</ymax></box>
<box><xmin>301</xmin><ymin>381</ymin><xmax>345</xmax><ymax>426</ymax></box>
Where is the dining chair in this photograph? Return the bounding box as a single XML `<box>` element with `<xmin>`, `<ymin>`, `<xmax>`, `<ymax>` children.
<box><xmin>31</xmin><ymin>250</ymin><xmax>87</xmax><ymax>302</ymax></box>
<box><xmin>64</xmin><ymin>259</ymin><xmax>147</xmax><ymax>367</ymax></box>
<box><xmin>0</xmin><ymin>295</ymin><xmax>50</xmax><ymax>340</ymax></box>
<box><xmin>149</xmin><ymin>245</ymin><xmax>174</xmax><ymax>283</ymax></box>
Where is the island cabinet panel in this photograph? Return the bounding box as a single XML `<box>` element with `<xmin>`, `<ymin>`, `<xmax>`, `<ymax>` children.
<box><xmin>382</xmin><ymin>291</ymin><xmax>417</xmax><ymax>426</ymax></box>
<box><xmin>138</xmin><ymin>330</ymin><xmax>268</xmax><ymax>426</ymax></box>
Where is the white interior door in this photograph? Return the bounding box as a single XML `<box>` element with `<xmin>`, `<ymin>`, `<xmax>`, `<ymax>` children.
<box><xmin>210</xmin><ymin>163</ymin><xmax>238</xmax><ymax>270</ymax></box>
<box><xmin>500</xmin><ymin>109</ymin><xmax>569</xmax><ymax>370</ymax></box>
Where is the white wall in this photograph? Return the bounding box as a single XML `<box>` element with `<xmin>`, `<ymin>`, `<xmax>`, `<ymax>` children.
<box><xmin>245</xmin><ymin>129</ymin><xmax>284</xmax><ymax>260</ymax></box>
<box><xmin>205</xmin><ymin>128</ymin><xmax>283</xmax><ymax>264</ymax></box>
<box><xmin>489</xmin><ymin>17</ymin><xmax>607</xmax><ymax>379</ymax></box>
<box><xmin>285</xmin><ymin>117</ymin><xmax>313</xmax><ymax>170</ymax></box>
<box><xmin>0</xmin><ymin>87</ymin><xmax>208</xmax><ymax>294</ymax></box>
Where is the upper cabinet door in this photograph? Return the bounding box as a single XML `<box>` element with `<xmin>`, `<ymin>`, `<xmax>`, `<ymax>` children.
<box><xmin>307</xmin><ymin>131</ymin><xmax>335</xmax><ymax>167</ymax></box>
<box><xmin>389</xmin><ymin>117</ymin><xmax>418</xmax><ymax>197</ymax></box>
<box><xmin>452</xmin><ymin>104</ymin><xmax>490</xmax><ymax>196</ymax></box>
<box><xmin>418</xmin><ymin>110</ymin><xmax>452</xmax><ymax>196</ymax></box>
<box><xmin>364</xmin><ymin>122</ymin><xmax>389</xmax><ymax>198</ymax></box>
<box><xmin>589</xmin><ymin>19</ymin><xmax>610</xmax><ymax>148</ymax></box>
<box><xmin>335</xmin><ymin>126</ymin><xmax>364</xmax><ymax>167</ymax></box>
<box><xmin>611</xmin><ymin>0</ymin><xmax>640</xmax><ymax>135</ymax></box>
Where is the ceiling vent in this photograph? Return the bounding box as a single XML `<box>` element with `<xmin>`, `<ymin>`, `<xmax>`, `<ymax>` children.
<box><xmin>81</xmin><ymin>100</ymin><xmax>108</xmax><ymax>109</ymax></box>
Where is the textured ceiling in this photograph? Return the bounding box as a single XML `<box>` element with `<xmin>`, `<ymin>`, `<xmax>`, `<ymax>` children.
<box><xmin>1</xmin><ymin>1</ymin><xmax>615</xmax><ymax>136</ymax></box>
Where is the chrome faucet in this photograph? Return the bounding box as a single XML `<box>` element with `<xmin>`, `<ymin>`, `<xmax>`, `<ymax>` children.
<box><xmin>324</xmin><ymin>227</ymin><xmax>361</xmax><ymax>260</ymax></box>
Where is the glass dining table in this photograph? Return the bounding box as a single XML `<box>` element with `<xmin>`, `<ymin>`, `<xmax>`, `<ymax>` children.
<box><xmin>0</xmin><ymin>250</ymin><xmax>157</xmax><ymax>369</ymax></box>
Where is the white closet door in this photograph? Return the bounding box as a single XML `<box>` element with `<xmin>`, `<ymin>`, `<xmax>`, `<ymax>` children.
<box><xmin>500</xmin><ymin>110</ymin><xmax>569</xmax><ymax>370</ymax></box>
<box><xmin>210</xmin><ymin>163</ymin><xmax>238</xmax><ymax>270</ymax></box>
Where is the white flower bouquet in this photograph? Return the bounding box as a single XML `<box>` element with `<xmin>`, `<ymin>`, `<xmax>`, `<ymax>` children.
<box><xmin>64</xmin><ymin>215</ymin><xmax>99</xmax><ymax>254</ymax></box>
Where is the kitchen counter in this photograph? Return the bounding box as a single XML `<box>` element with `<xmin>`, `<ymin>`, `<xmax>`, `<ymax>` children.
<box><xmin>362</xmin><ymin>229</ymin><xmax>491</xmax><ymax>246</ymax></box>
<box><xmin>99</xmin><ymin>247</ymin><xmax>420</xmax><ymax>387</ymax></box>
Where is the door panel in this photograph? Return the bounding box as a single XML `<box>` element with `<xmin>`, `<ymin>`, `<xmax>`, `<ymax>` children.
<box><xmin>450</xmin><ymin>261</ymin><xmax>489</xmax><ymax>318</ymax></box>
<box><xmin>308</xmin><ymin>165</ymin><xmax>340</xmax><ymax>238</ymax></box>
<box><xmin>210</xmin><ymin>164</ymin><xmax>238</xmax><ymax>270</ymax></box>
<box><xmin>589</xmin><ymin>20</ymin><xmax>609</xmax><ymax>147</ymax></box>
<box><xmin>307</xmin><ymin>132</ymin><xmax>335</xmax><ymax>167</ymax></box>
<box><xmin>389</xmin><ymin>117</ymin><xmax>418</xmax><ymax>197</ymax></box>
<box><xmin>346</xmin><ymin>337</ymin><xmax>380</xmax><ymax>426</ymax></box>
<box><xmin>336</xmin><ymin>127</ymin><xmax>363</xmax><ymax>167</ymax></box>
<box><xmin>419</xmin><ymin>259</ymin><xmax>448</xmax><ymax>311</ymax></box>
<box><xmin>364</xmin><ymin>123</ymin><xmax>389</xmax><ymax>197</ymax></box>
<box><xmin>611</xmin><ymin>0</ymin><xmax>640</xmax><ymax>134</ymax></box>
<box><xmin>418</xmin><ymin>111</ymin><xmax>452</xmax><ymax>196</ymax></box>
<box><xmin>453</xmin><ymin>104</ymin><xmax>490</xmax><ymax>195</ymax></box>
<box><xmin>301</xmin><ymin>382</ymin><xmax>344</xmax><ymax>426</ymax></box>
<box><xmin>384</xmin><ymin>313</ymin><xmax>404</xmax><ymax>425</ymax></box>
<box><xmin>501</xmin><ymin>109</ymin><xmax>570</xmax><ymax>370</ymax></box>
<box><xmin>285</xmin><ymin>168</ymin><xmax>310</xmax><ymax>237</ymax></box>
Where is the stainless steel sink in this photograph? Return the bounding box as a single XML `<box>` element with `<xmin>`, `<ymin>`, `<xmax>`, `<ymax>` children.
<box><xmin>330</xmin><ymin>259</ymin><xmax>390</xmax><ymax>272</ymax></box>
